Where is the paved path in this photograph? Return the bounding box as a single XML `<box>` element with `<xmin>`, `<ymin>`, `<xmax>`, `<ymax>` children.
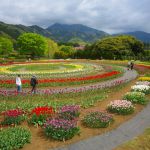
<box><xmin>0</xmin><ymin>68</ymin><xmax>138</xmax><ymax>95</ymax></box>
<box><xmin>50</xmin><ymin>100</ymin><xmax>150</xmax><ymax>150</ymax></box>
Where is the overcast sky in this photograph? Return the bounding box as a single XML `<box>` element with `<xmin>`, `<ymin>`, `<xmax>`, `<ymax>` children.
<box><xmin>0</xmin><ymin>0</ymin><xmax>149</xmax><ymax>33</ymax></box>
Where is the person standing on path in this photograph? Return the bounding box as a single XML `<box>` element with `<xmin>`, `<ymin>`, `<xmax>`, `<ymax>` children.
<box><xmin>127</xmin><ymin>61</ymin><xmax>131</xmax><ymax>70</ymax></box>
<box><xmin>16</xmin><ymin>74</ymin><xmax>22</xmax><ymax>93</ymax></box>
<box><xmin>30</xmin><ymin>75</ymin><xmax>38</xmax><ymax>94</ymax></box>
<box><xmin>130</xmin><ymin>61</ymin><xmax>134</xmax><ymax>70</ymax></box>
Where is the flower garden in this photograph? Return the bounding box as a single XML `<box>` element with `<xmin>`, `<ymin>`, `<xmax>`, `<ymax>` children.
<box><xmin>0</xmin><ymin>61</ymin><xmax>123</xmax><ymax>88</ymax></box>
<box><xmin>0</xmin><ymin>60</ymin><xmax>149</xmax><ymax>150</ymax></box>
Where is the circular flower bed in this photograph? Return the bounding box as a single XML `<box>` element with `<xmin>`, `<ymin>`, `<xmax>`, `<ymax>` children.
<box><xmin>0</xmin><ymin>62</ymin><xmax>103</xmax><ymax>77</ymax></box>
<box><xmin>44</xmin><ymin>118</ymin><xmax>80</xmax><ymax>141</ymax></box>
<box><xmin>107</xmin><ymin>100</ymin><xmax>134</xmax><ymax>115</ymax></box>
<box><xmin>0</xmin><ymin>61</ymin><xmax>123</xmax><ymax>88</ymax></box>
<box><xmin>0</xmin><ymin>127</ymin><xmax>31</xmax><ymax>150</ymax></box>
<box><xmin>123</xmin><ymin>92</ymin><xmax>146</xmax><ymax>105</ymax></box>
<box><xmin>82</xmin><ymin>111</ymin><xmax>113</xmax><ymax>128</ymax></box>
<box><xmin>131</xmin><ymin>85</ymin><xmax>150</xmax><ymax>94</ymax></box>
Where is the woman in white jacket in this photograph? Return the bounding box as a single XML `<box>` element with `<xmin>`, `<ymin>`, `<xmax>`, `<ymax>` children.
<box><xmin>16</xmin><ymin>74</ymin><xmax>22</xmax><ymax>93</ymax></box>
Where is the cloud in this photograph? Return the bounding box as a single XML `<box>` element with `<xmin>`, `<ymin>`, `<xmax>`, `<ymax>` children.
<box><xmin>0</xmin><ymin>0</ymin><xmax>149</xmax><ymax>33</ymax></box>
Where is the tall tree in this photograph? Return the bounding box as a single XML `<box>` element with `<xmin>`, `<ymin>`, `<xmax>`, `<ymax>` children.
<box><xmin>17</xmin><ymin>33</ymin><xmax>47</xmax><ymax>58</ymax></box>
<box><xmin>88</xmin><ymin>35</ymin><xmax>144</xmax><ymax>59</ymax></box>
<box><xmin>0</xmin><ymin>37</ymin><xmax>13</xmax><ymax>56</ymax></box>
<box><xmin>45</xmin><ymin>38</ymin><xmax>59</xmax><ymax>58</ymax></box>
<box><xmin>54</xmin><ymin>45</ymin><xmax>75</xmax><ymax>59</ymax></box>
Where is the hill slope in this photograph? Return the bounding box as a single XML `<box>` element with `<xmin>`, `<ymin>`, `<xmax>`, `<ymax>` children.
<box><xmin>0</xmin><ymin>21</ymin><xmax>52</xmax><ymax>40</ymax></box>
<box><xmin>114</xmin><ymin>31</ymin><xmax>150</xmax><ymax>42</ymax></box>
<box><xmin>47</xmin><ymin>23</ymin><xmax>108</xmax><ymax>43</ymax></box>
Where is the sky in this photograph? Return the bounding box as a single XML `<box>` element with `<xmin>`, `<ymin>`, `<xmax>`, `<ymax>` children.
<box><xmin>0</xmin><ymin>0</ymin><xmax>150</xmax><ymax>33</ymax></box>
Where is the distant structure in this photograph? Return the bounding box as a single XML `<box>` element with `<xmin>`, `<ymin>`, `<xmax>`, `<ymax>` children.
<box><xmin>74</xmin><ymin>45</ymin><xmax>85</xmax><ymax>50</ymax></box>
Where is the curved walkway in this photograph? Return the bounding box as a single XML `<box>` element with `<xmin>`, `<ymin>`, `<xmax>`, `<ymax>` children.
<box><xmin>51</xmin><ymin>98</ymin><xmax>150</xmax><ymax>150</ymax></box>
<box><xmin>0</xmin><ymin>68</ymin><xmax>138</xmax><ymax>95</ymax></box>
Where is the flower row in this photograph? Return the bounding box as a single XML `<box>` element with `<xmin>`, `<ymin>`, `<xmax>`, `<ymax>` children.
<box><xmin>0</xmin><ymin>79</ymin><xmax>126</xmax><ymax>96</ymax></box>
<box><xmin>138</xmin><ymin>77</ymin><xmax>150</xmax><ymax>81</ymax></box>
<box><xmin>0</xmin><ymin>71</ymin><xmax>120</xmax><ymax>85</ymax></box>
<box><xmin>0</xmin><ymin>60</ymin><xmax>71</xmax><ymax>66</ymax></box>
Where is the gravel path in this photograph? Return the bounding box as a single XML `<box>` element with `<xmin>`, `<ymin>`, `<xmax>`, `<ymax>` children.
<box><xmin>50</xmin><ymin>97</ymin><xmax>150</xmax><ymax>150</ymax></box>
<box><xmin>0</xmin><ymin>68</ymin><xmax>138</xmax><ymax>95</ymax></box>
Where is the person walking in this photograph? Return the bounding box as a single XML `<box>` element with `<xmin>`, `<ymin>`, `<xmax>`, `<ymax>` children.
<box><xmin>30</xmin><ymin>75</ymin><xmax>38</xmax><ymax>94</ymax></box>
<box><xmin>16</xmin><ymin>74</ymin><xmax>22</xmax><ymax>93</ymax></box>
<box><xmin>130</xmin><ymin>61</ymin><xmax>134</xmax><ymax>70</ymax></box>
<box><xmin>127</xmin><ymin>61</ymin><xmax>131</xmax><ymax>70</ymax></box>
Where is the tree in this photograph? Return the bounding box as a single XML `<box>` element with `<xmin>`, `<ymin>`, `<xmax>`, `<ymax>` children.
<box><xmin>59</xmin><ymin>45</ymin><xmax>74</xmax><ymax>53</ymax></box>
<box><xmin>87</xmin><ymin>35</ymin><xmax>144</xmax><ymax>59</ymax></box>
<box><xmin>54</xmin><ymin>45</ymin><xmax>75</xmax><ymax>59</ymax></box>
<box><xmin>17</xmin><ymin>33</ymin><xmax>47</xmax><ymax>58</ymax></box>
<box><xmin>0</xmin><ymin>37</ymin><xmax>13</xmax><ymax>56</ymax></box>
<box><xmin>45</xmin><ymin>38</ymin><xmax>59</xmax><ymax>58</ymax></box>
<box><xmin>54</xmin><ymin>51</ymin><xmax>68</xmax><ymax>59</ymax></box>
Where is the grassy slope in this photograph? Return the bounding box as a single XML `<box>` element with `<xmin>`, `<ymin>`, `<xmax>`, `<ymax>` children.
<box><xmin>115</xmin><ymin>128</ymin><xmax>150</xmax><ymax>150</ymax></box>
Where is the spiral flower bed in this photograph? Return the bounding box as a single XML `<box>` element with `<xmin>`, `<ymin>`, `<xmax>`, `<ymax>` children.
<box><xmin>0</xmin><ymin>71</ymin><xmax>120</xmax><ymax>85</ymax></box>
<box><xmin>0</xmin><ymin>62</ymin><xmax>103</xmax><ymax>76</ymax></box>
<box><xmin>0</xmin><ymin>61</ymin><xmax>124</xmax><ymax>89</ymax></box>
<box><xmin>0</xmin><ymin>60</ymin><xmax>138</xmax><ymax>97</ymax></box>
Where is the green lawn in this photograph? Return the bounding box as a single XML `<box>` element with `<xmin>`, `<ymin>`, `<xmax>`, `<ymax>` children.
<box><xmin>8</xmin><ymin>63</ymin><xmax>77</xmax><ymax>72</ymax></box>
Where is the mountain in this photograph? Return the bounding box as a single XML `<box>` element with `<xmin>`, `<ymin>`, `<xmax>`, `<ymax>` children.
<box><xmin>29</xmin><ymin>25</ymin><xmax>52</xmax><ymax>38</ymax></box>
<box><xmin>0</xmin><ymin>21</ymin><xmax>52</xmax><ymax>41</ymax></box>
<box><xmin>0</xmin><ymin>22</ymin><xmax>108</xmax><ymax>43</ymax></box>
<box><xmin>1</xmin><ymin>21</ymin><xmax>150</xmax><ymax>43</ymax></box>
<box><xmin>114</xmin><ymin>31</ymin><xmax>150</xmax><ymax>43</ymax></box>
<box><xmin>47</xmin><ymin>23</ymin><xmax>108</xmax><ymax>43</ymax></box>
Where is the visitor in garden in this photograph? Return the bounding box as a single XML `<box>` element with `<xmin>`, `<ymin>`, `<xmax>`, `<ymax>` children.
<box><xmin>16</xmin><ymin>74</ymin><xmax>22</xmax><ymax>93</ymax></box>
<box><xmin>130</xmin><ymin>61</ymin><xmax>134</xmax><ymax>70</ymax></box>
<box><xmin>30</xmin><ymin>75</ymin><xmax>38</xmax><ymax>94</ymax></box>
<box><xmin>127</xmin><ymin>61</ymin><xmax>131</xmax><ymax>70</ymax></box>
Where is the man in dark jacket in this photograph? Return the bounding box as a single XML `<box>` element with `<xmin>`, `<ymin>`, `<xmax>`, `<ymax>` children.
<box><xmin>30</xmin><ymin>75</ymin><xmax>38</xmax><ymax>94</ymax></box>
<box><xmin>130</xmin><ymin>61</ymin><xmax>134</xmax><ymax>70</ymax></box>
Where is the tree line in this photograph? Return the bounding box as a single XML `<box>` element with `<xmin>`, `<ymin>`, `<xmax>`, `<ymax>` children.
<box><xmin>75</xmin><ymin>35</ymin><xmax>150</xmax><ymax>60</ymax></box>
<box><xmin>0</xmin><ymin>33</ymin><xmax>149</xmax><ymax>61</ymax></box>
<box><xmin>0</xmin><ymin>33</ymin><xmax>75</xmax><ymax>60</ymax></box>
